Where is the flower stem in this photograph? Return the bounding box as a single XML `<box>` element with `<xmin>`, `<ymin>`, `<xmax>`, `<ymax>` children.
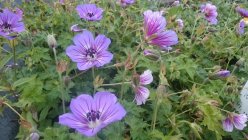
<box><xmin>53</xmin><ymin>47</ymin><xmax>65</xmax><ymax>113</ymax></box>
<box><xmin>9</xmin><ymin>40</ymin><xmax>17</xmax><ymax>80</ymax></box>
<box><xmin>151</xmin><ymin>101</ymin><xmax>159</xmax><ymax>131</ymax></box>
<box><xmin>59</xmin><ymin>73</ymin><xmax>66</xmax><ymax>114</ymax></box>
<box><xmin>101</xmin><ymin>81</ymin><xmax>131</xmax><ymax>86</ymax></box>
<box><xmin>120</xmin><ymin>69</ymin><xmax>127</xmax><ymax>99</ymax></box>
<box><xmin>3</xmin><ymin>102</ymin><xmax>24</xmax><ymax>120</ymax></box>
<box><xmin>92</xmin><ymin>67</ymin><xmax>95</xmax><ymax>94</ymax></box>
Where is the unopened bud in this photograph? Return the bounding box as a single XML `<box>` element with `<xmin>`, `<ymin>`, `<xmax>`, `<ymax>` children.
<box><xmin>176</xmin><ymin>18</ymin><xmax>184</xmax><ymax>30</ymax></box>
<box><xmin>209</xmin><ymin>70</ymin><xmax>230</xmax><ymax>80</ymax></box>
<box><xmin>47</xmin><ymin>34</ymin><xmax>57</xmax><ymax>48</ymax></box>
<box><xmin>29</xmin><ymin>132</ymin><xmax>40</xmax><ymax>140</ymax></box>
<box><xmin>172</xmin><ymin>0</ymin><xmax>180</xmax><ymax>6</ymax></box>
<box><xmin>56</xmin><ymin>60</ymin><xmax>68</xmax><ymax>73</ymax></box>
<box><xmin>70</xmin><ymin>24</ymin><xmax>83</xmax><ymax>32</ymax></box>
<box><xmin>143</xmin><ymin>49</ymin><xmax>160</xmax><ymax>61</ymax></box>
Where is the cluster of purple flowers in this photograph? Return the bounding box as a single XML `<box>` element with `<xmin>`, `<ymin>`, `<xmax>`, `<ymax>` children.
<box><xmin>2</xmin><ymin>0</ymin><xmax>247</xmax><ymax>138</ymax></box>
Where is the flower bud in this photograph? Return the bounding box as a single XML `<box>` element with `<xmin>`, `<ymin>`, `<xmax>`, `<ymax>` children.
<box><xmin>172</xmin><ymin>0</ymin><xmax>180</xmax><ymax>6</ymax></box>
<box><xmin>70</xmin><ymin>24</ymin><xmax>83</xmax><ymax>32</ymax></box>
<box><xmin>209</xmin><ymin>70</ymin><xmax>230</xmax><ymax>79</ymax></box>
<box><xmin>47</xmin><ymin>34</ymin><xmax>57</xmax><ymax>48</ymax></box>
<box><xmin>56</xmin><ymin>60</ymin><xmax>68</xmax><ymax>73</ymax></box>
<box><xmin>216</xmin><ymin>70</ymin><xmax>230</xmax><ymax>78</ymax></box>
<box><xmin>176</xmin><ymin>18</ymin><xmax>184</xmax><ymax>30</ymax></box>
<box><xmin>29</xmin><ymin>132</ymin><xmax>40</xmax><ymax>140</ymax></box>
<box><xmin>143</xmin><ymin>49</ymin><xmax>160</xmax><ymax>61</ymax></box>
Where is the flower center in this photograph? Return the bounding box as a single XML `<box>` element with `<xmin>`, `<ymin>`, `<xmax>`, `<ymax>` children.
<box><xmin>86</xmin><ymin>110</ymin><xmax>101</xmax><ymax>128</ymax></box>
<box><xmin>87</xmin><ymin>12</ymin><xmax>94</xmax><ymax>18</ymax></box>
<box><xmin>1</xmin><ymin>22</ymin><xmax>12</xmax><ymax>33</ymax></box>
<box><xmin>86</xmin><ymin>48</ymin><xmax>97</xmax><ymax>60</ymax></box>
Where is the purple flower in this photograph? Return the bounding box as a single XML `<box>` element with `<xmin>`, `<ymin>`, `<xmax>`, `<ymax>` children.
<box><xmin>144</xmin><ymin>10</ymin><xmax>178</xmax><ymax>49</ymax></box>
<box><xmin>76</xmin><ymin>4</ymin><xmax>103</xmax><ymax>21</ymax></box>
<box><xmin>200</xmin><ymin>3</ymin><xmax>218</xmax><ymax>25</ymax></box>
<box><xmin>132</xmin><ymin>70</ymin><xmax>153</xmax><ymax>105</ymax></box>
<box><xmin>176</xmin><ymin>18</ymin><xmax>184</xmax><ymax>30</ymax></box>
<box><xmin>216</xmin><ymin>70</ymin><xmax>230</xmax><ymax>78</ymax></box>
<box><xmin>70</xmin><ymin>24</ymin><xmax>84</xmax><ymax>32</ymax></box>
<box><xmin>66</xmin><ymin>30</ymin><xmax>113</xmax><ymax>70</ymax></box>
<box><xmin>118</xmin><ymin>0</ymin><xmax>135</xmax><ymax>7</ymax></box>
<box><xmin>0</xmin><ymin>8</ymin><xmax>25</xmax><ymax>40</ymax></box>
<box><xmin>59</xmin><ymin>92</ymin><xmax>126</xmax><ymax>137</ymax></box>
<box><xmin>148</xmin><ymin>30</ymin><xmax>179</xmax><ymax>48</ymax></box>
<box><xmin>236</xmin><ymin>7</ymin><xmax>248</xmax><ymax>17</ymax></box>
<box><xmin>222</xmin><ymin>114</ymin><xmax>247</xmax><ymax>132</ymax></box>
<box><xmin>236</xmin><ymin>20</ymin><xmax>245</xmax><ymax>35</ymax></box>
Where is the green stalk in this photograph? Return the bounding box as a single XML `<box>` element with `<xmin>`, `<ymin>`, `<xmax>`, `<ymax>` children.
<box><xmin>53</xmin><ymin>47</ymin><xmax>65</xmax><ymax>113</ymax></box>
<box><xmin>120</xmin><ymin>69</ymin><xmax>127</xmax><ymax>99</ymax></box>
<box><xmin>9</xmin><ymin>40</ymin><xmax>16</xmax><ymax>80</ymax></box>
<box><xmin>4</xmin><ymin>102</ymin><xmax>24</xmax><ymax>120</ymax></box>
<box><xmin>101</xmin><ymin>81</ymin><xmax>131</xmax><ymax>86</ymax></box>
<box><xmin>92</xmin><ymin>67</ymin><xmax>95</xmax><ymax>94</ymax></box>
<box><xmin>151</xmin><ymin>101</ymin><xmax>159</xmax><ymax>131</ymax></box>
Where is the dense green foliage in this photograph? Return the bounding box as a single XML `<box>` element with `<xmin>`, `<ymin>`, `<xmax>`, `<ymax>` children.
<box><xmin>0</xmin><ymin>0</ymin><xmax>248</xmax><ymax>139</ymax></box>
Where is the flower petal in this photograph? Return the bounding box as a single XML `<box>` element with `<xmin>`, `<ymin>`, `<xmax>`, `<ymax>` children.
<box><xmin>100</xmin><ymin>102</ymin><xmax>126</xmax><ymax>125</ymax></box>
<box><xmin>70</xmin><ymin>94</ymin><xmax>94</xmax><ymax>121</ymax></box>
<box><xmin>233</xmin><ymin>114</ymin><xmax>247</xmax><ymax>130</ymax></box>
<box><xmin>73</xmin><ymin>30</ymin><xmax>94</xmax><ymax>50</ymax></box>
<box><xmin>66</xmin><ymin>45</ymin><xmax>86</xmax><ymax>63</ymax></box>
<box><xmin>140</xmin><ymin>69</ymin><xmax>153</xmax><ymax>85</ymax></box>
<box><xmin>76</xmin><ymin>126</ymin><xmax>102</xmax><ymax>137</ymax></box>
<box><xmin>135</xmin><ymin>86</ymin><xmax>150</xmax><ymax>105</ymax></box>
<box><xmin>222</xmin><ymin>118</ymin><xmax>233</xmax><ymax>132</ymax></box>
<box><xmin>59</xmin><ymin>113</ymin><xmax>85</xmax><ymax>129</ymax></box>
<box><xmin>93</xmin><ymin>92</ymin><xmax>126</xmax><ymax>125</ymax></box>
<box><xmin>77</xmin><ymin>61</ymin><xmax>95</xmax><ymax>70</ymax></box>
<box><xmin>94</xmin><ymin>34</ymin><xmax>111</xmax><ymax>52</ymax></box>
<box><xmin>94</xmin><ymin>51</ymin><xmax>113</xmax><ymax>67</ymax></box>
<box><xmin>93</xmin><ymin>91</ymin><xmax>117</xmax><ymax>114</ymax></box>
<box><xmin>150</xmin><ymin>30</ymin><xmax>178</xmax><ymax>47</ymax></box>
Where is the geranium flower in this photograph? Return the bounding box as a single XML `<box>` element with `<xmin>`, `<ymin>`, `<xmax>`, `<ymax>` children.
<box><xmin>59</xmin><ymin>92</ymin><xmax>126</xmax><ymax>137</ymax></box>
<box><xmin>66</xmin><ymin>30</ymin><xmax>113</xmax><ymax>70</ymax></box>
<box><xmin>143</xmin><ymin>10</ymin><xmax>178</xmax><ymax>49</ymax></box>
<box><xmin>236</xmin><ymin>7</ymin><xmax>248</xmax><ymax>18</ymax></box>
<box><xmin>117</xmin><ymin>0</ymin><xmax>135</xmax><ymax>7</ymax></box>
<box><xmin>236</xmin><ymin>20</ymin><xmax>245</xmax><ymax>35</ymax></box>
<box><xmin>0</xmin><ymin>8</ymin><xmax>25</xmax><ymax>40</ymax></box>
<box><xmin>200</xmin><ymin>3</ymin><xmax>218</xmax><ymax>25</ymax></box>
<box><xmin>222</xmin><ymin>114</ymin><xmax>247</xmax><ymax>132</ymax></box>
<box><xmin>76</xmin><ymin>4</ymin><xmax>103</xmax><ymax>21</ymax></box>
<box><xmin>132</xmin><ymin>70</ymin><xmax>153</xmax><ymax>105</ymax></box>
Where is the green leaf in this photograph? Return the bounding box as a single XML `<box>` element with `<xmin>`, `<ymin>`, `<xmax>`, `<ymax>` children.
<box><xmin>0</xmin><ymin>53</ymin><xmax>12</xmax><ymax>69</ymax></box>
<box><xmin>0</xmin><ymin>86</ymin><xmax>10</xmax><ymax>92</ymax></box>
<box><xmin>12</xmin><ymin>76</ymin><xmax>36</xmax><ymax>89</ymax></box>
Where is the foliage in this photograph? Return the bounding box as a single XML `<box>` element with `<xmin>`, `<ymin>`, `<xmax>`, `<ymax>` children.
<box><xmin>0</xmin><ymin>0</ymin><xmax>248</xmax><ymax>139</ymax></box>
